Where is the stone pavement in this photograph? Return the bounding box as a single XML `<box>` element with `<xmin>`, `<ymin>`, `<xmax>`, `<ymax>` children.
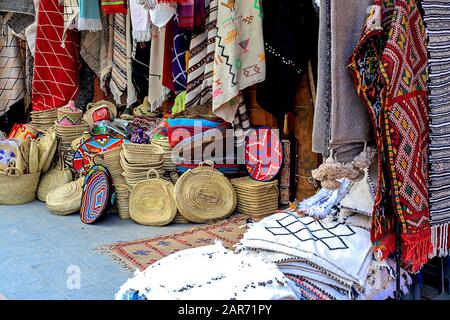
<box><xmin>0</xmin><ymin>201</ymin><xmax>193</xmax><ymax>300</ymax></box>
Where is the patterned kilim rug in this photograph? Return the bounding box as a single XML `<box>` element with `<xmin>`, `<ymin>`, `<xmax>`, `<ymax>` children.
<box><xmin>98</xmin><ymin>215</ymin><xmax>249</xmax><ymax>272</ymax></box>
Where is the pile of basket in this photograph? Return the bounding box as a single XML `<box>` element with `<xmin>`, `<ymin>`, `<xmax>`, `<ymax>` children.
<box><xmin>55</xmin><ymin>121</ymin><xmax>89</xmax><ymax>155</ymax></box>
<box><xmin>114</xmin><ymin>183</ymin><xmax>131</xmax><ymax>219</ymax></box>
<box><xmin>30</xmin><ymin>109</ymin><xmax>58</xmax><ymax>132</ymax></box>
<box><xmin>230</xmin><ymin>177</ymin><xmax>279</xmax><ymax>220</ymax></box>
<box><xmin>120</xmin><ymin>143</ymin><xmax>165</xmax><ymax>188</ymax></box>
<box><xmin>151</xmin><ymin>137</ymin><xmax>176</xmax><ymax>174</ymax></box>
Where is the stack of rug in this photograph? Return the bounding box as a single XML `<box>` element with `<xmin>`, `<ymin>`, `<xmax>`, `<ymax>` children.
<box><xmin>236</xmin><ymin>212</ymin><xmax>410</xmax><ymax>300</ymax></box>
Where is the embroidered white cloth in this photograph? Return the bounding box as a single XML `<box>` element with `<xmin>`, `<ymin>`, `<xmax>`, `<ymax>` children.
<box><xmin>130</xmin><ymin>0</ymin><xmax>151</xmax><ymax>42</ymax></box>
<box><xmin>212</xmin><ymin>0</ymin><xmax>266</xmax><ymax>122</ymax></box>
<box><xmin>116</xmin><ymin>243</ymin><xmax>298</xmax><ymax>300</ymax></box>
<box><xmin>238</xmin><ymin>213</ymin><xmax>373</xmax><ymax>289</ymax></box>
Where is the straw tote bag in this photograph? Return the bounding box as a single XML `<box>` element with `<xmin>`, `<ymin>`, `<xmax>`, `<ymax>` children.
<box><xmin>129</xmin><ymin>169</ymin><xmax>177</xmax><ymax>226</ymax></box>
<box><xmin>174</xmin><ymin>161</ymin><xmax>237</xmax><ymax>223</ymax></box>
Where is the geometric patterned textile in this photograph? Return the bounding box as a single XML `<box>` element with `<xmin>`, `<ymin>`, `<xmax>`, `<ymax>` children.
<box><xmin>31</xmin><ymin>0</ymin><xmax>80</xmax><ymax>111</ymax></box>
<box><xmin>422</xmin><ymin>0</ymin><xmax>450</xmax><ymax>258</ymax></box>
<box><xmin>110</xmin><ymin>13</ymin><xmax>128</xmax><ymax>104</ymax></box>
<box><xmin>212</xmin><ymin>0</ymin><xmax>266</xmax><ymax>123</ymax></box>
<box><xmin>0</xmin><ymin>21</ymin><xmax>25</xmax><ymax>117</ymax></box>
<box><xmin>97</xmin><ymin>215</ymin><xmax>248</xmax><ymax>272</ymax></box>
<box><xmin>349</xmin><ymin>0</ymin><xmax>432</xmax><ymax>272</ymax></box>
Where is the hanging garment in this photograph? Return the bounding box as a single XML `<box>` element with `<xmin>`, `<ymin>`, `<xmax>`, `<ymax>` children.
<box><xmin>24</xmin><ymin>0</ymin><xmax>40</xmax><ymax>57</ymax></box>
<box><xmin>212</xmin><ymin>0</ymin><xmax>266</xmax><ymax>123</ymax></box>
<box><xmin>63</xmin><ymin>0</ymin><xmax>79</xmax><ymax>40</ymax></box>
<box><xmin>101</xmin><ymin>0</ymin><xmax>128</xmax><ymax>14</ymax></box>
<box><xmin>312</xmin><ymin>0</ymin><xmax>371</xmax><ymax>162</ymax></box>
<box><xmin>0</xmin><ymin>0</ymin><xmax>36</xmax><ymax>34</ymax></box>
<box><xmin>349</xmin><ymin>0</ymin><xmax>432</xmax><ymax>273</ymax></box>
<box><xmin>0</xmin><ymin>19</ymin><xmax>25</xmax><ymax>117</ymax></box>
<box><xmin>126</xmin><ymin>13</ymin><xmax>137</xmax><ymax>107</ymax></box>
<box><xmin>177</xmin><ymin>0</ymin><xmax>205</xmax><ymax>31</ymax></box>
<box><xmin>32</xmin><ymin>0</ymin><xmax>80</xmax><ymax>111</ymax></box>
<box><xmin>148</xmin><ymin>25</ymin><xmax>170</xmax><ymax>111</ymax></box>
<box><xmin>74</xmin><ymin>60</ymin><xmax>95</xmax><ymax>111</ymax></box>
<box><xmin>312</xmin><ymin>0</ymin><xmax>331</xmax><ymax>157</ymax></box>
<box><xmin>110</xmin><ymin>13</ymin><xmax>129</xmax><ymax>104</ymax></box>
<box><xmin>78</xmin><ymin>0</ymin><xmax>103</xmax><ymax>31</ymax></box>
<box><xmin>256</xmin><ymin>0</ymin><xmax>318</xmax><ymax>125</ymax></box>
<box><xmin>130</xmin><ymin>0</ymin><xmax>151</xmax><ymax>42</ymax></box>
<box><xmin>162</xmin><ymin>18</ymin><xmax>174</xmax><ymax>91</ymax></box>
<box><xmin>185</xmin><ymin>0</ymin><xmax>217</xmax><ymax>108</ymax></box>
<box><xmin>172</xmin><ymin>16</ymin><xmax>190</xmax><ymax>93</ymax></box>
<box><xmin>422</xmin><ymin>0</ymin><xmax>450</xmax><ymax>258</ymax></box>
<box><xmin>132</xmin><ymin>41</ymin><xmax>151</xmax><ymax>100</ymax></box>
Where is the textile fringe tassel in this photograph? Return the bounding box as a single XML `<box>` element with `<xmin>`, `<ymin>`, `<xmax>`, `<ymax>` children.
<box><xmin>430</xmin><ymin>224</ymin><xmax>450</xmax><ymax>258</ymax></box>
<box><xmin>78</xmin><ymin>18</ymin><xmax>103</xmax><ymax>31</ymax></box>
<box><xmin>150</xmin><ymin>87</ymin><xmax>170</xmax><ymax>112</ymax></box>
<box><xmin>402</xmin><ymin>229</ymin><xmax>433</xmax><ymax>273</ymax></box>
<box><xmin>132</xmin><ymin>30</ymin><xmax>152</xmax><ymax>42</ymax></box>
<box><xmin>373</xmin><ymin>231</ymin><xmax>396</xmax><ymax>262</ymax></box>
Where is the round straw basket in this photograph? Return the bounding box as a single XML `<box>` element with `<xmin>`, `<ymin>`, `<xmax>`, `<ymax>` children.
<box><xmin>46</xmin><ymin>178</ymin><xmax>83</xmax><ymax>215</ymax></box>
<box><xmin>174</xmin><ymin>161</ymin><xmax>236</xmax><ymax>223</ymax></box>
<box><xmin>0</xmin><ymin>168</ymin><xmax>41</xmax><ymax>205</ymax></box>
<box><xmin>129</xmin><ymin>169</ymin><xmax>177</xmax><ymax>226</ymax></box>
<box><xmin>122</xmin><ymin>143</ymin><xmax>164</xmax><ymax>163</ymax></box>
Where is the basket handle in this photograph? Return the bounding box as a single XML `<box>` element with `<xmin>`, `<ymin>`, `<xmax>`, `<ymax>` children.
<box><xmin>5</xmin><ymin>167</ymin><xmax>22</xmax><ymax>176</ymax></box>
<box><xmin>266</xmin><ymin>184</ymin><xmax>279</xmax><ymax>196</ymax></box>
<box><xmin>199</xmin><ymin>160</ymin><xmax>215</xmax><ymax>169</ymax></box>
<box><xmin>146</xmin><ymin>168</ymin><xmax>160</xmax><ymax>180</ymax></box>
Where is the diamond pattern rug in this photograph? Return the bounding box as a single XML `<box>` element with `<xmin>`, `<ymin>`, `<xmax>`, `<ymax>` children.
<box><xmin>97</xmin><ymin>215</ymin><xmax>249</xmax><ymax>272</ymax></box>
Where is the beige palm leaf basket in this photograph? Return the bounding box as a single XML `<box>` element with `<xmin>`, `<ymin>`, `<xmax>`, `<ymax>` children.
<box><xmin>0</xmin><ymin>167</ymin><xmax>41</xmax><ymax>205</ymax></box>
<box><xmin>46</xmin><ymin>177</ymin><xmax>84</xmax><ymax>216</ymax></box>
<box><xmin>174</xmin><ymin>161</ymin><xmax>237</xmax><ymax>223</ymax></box>
<box><xmin>129</xmin><ymin>169</ymin><xmax>177</xmax><ymax>226</ymax></box>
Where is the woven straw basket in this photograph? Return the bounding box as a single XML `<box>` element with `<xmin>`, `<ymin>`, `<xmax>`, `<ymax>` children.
<box><xmin>115</xmin><ymin>183</ymin><xmax>130</xmax><ymax>219</ymax></box>
<box><xmin>0</xmin><ymin>168</ymin><xmax>41</xmax><ymax>205</ymax></box>
<box><xmin>174</xmin><ymin>161</ymin><xmax>236</xmax><ymax>223</ymax></box>
<box><xmin>37</xmin><ymin>162</ymin><xmax>73</xmax><ymax>202</ymax></box>
<box><xmin>231</xmin><ymin>177</ymin><xmax>279</xmax><ymax>218</ymax></box>
<box><xmin>122</xmin><ymin>143</ymin><xmax>164</xmax><ymax>164</ymax></box>
<box><xmin>129</xmin><ymin>169</ymin><xmax>177</xmax><ymax>226</ymax></box>
<box><xmin>46</xmin><ymin>178</ymin><xmax>83</xmax><ymax>215</ymax></box>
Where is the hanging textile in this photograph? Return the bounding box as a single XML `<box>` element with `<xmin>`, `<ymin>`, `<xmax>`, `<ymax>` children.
<box><xmin>177</xmin><ymin>0</ymin><xmax>205</xmax><ymax>31</ymax></box>
<box><xmin>172</xmin><ymin>16</ymin><xmax>189</xmax><ymax>93</ymax></box>
<box><xmin>148</xmin><ymin>25</ymin><xmax>170</xmax><ymax>111</ymax></box>
<box><xmin>0</xmin><ymin>0</ymin><xmax>36</xmax><ymax>34</ymax></box>
<box><xmin>0</xmin><ymin>18</ymin><xmax>25</xmax><ymax>117</ymax></box>
<box><xmin>74</xmin><ymin>60</ymin><xmax>95</xmax><ymax>111</ymax></box>
<box><xmin>162</xmin><ymin>18</ymin><xmax>174</xmax><ymax>91</ymax></box>
<box><xmin>132</xmin><ymin>41</ymin><xmax>151</xmax><ymax>100</ymax></box>
<box><xmin>312</xmin><ymin>0</ymin><xmax>331</xmax><ymax>157</ymax></box>
<box><xmin>32</xmin><ymin>0</ymin><xmax>80</xmax><ymax>111</ymax></box>
<box><xmin>110</xmin><ymin>13</ymin><xmax>128</xmax><ymax>104</ymax></box>
<box><xmin>349</xmin><ymin>0</ymin><xmax>432</xmax><ymax>273</ymax></box>
<box><xmin>101</xmin><ymin>0</ymin><xmax>128</xmax><ymax>15</ymax></box>
<box><xmin>63</xmin><ymin>0</ymin><xmax>79</xmax><ymax>39</ymax></box>
<box><xmin>422</xmin><ymin>0</ymin><xmax>450</xmax><ymax>258</ymax></box>
<box><xmin>185</xmin><ymin>0</ymin><xmax>217</xmax><ymax>108</ymax></box>
<box><xmin>126</xmin><ymin>13</ymin><xmax>137</xmax><ymax>107</ymax></box>
<box><xmin>212</xmin><ymin>0</ymin><xmax>266</xmax><ymax>123</ymax></box>
<box><xmin>256</xmin><ymin>0</ymin><xmax>318</xmax><ymax>125</ymax></box>
<box><xmin>78</xmin><ymin>0</ymin><xmax>103</xmax><ymax>31</ymax></box>
<box><xmin>130</xmin><ymin>0</ymin><xmax>151</xmax><ymax>42</ymax></box>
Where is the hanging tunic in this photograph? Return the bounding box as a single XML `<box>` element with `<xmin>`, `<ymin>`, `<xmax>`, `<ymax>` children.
<box><xmin>349</xmin><ymin>0</ymin><xmax>432</xmax><ymax>273</ymax></box>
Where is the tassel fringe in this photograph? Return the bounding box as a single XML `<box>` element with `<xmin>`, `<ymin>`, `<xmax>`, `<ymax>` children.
<box><xmin>430</xmin><ymin>223</ymin><xmax>450</xmax><ymax>258</ymax></box>
<box><xmin>402</xmin><ymin>229</ymin><xmax>433</xmax><ymax>274</ymax></box>
<box><xmin>78</xmin><ymin>18</ymin><xmax>103</xmax><ymax>32</ymax></box>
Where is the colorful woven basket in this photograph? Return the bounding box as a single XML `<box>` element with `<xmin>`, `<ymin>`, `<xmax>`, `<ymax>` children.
<box><xmin>80</xmin><ymin>165</ymin><xmax>112</xmax><ymax>224</ymax></box>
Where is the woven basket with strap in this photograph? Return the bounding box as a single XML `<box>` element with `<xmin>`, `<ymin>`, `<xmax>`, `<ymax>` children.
<box><xmin>0</xmin><ymin>167</ymin><xmax>41</xmax><ymax>205</ymax></box>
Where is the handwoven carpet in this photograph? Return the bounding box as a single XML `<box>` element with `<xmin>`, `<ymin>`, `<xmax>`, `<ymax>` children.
<box><xmin>98</xmin><ymin>215</ymin><xmax>248</xmax><ymax>272</ymax></box>
<box><xmin>422</xmin><ymin>0</ymin><xmax>450</xmax><ymax>258</ymax></box>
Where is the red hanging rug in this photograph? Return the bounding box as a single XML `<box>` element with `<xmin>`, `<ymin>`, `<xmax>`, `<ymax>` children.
<box><xmin>32</xmin><ymin>0</ymin><xmax>80</xmax><ymax>112</ymax></box>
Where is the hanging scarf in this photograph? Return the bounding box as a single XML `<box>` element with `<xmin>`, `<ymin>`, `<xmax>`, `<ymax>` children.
<box><xmin>78</xmin><ymin>0</ymin><xmax>103</xmax><ymax>31</ymax></box>
<box><xmin>101</xmin><ymin>0</ymin><xmax>128</xmax><ymax>14</ymax></box>
<box><xmin>149</xmin><ymin>2</ymin><xmax>177</xmax><ymax>27</ymax></box>
<box><xmin>0</xmin><ymin>0</ymin><xmax>36</xmax><ymax>34</ymax></box>
<box><xmin>110</xmin><ymin>13</ymin><xmax>128</xmax><ymax>104</ymax></box>
<box><xmin>177</xmin><ymin>0</ymin><xmax>205</xmax><ymax>31</ymax></box>
<box><xmin>62</xmin><ymin>0</ymin><xmax>79</xmax><ymax>43</ymax></box>
<box><xmin>130</xmin><ymin>0</ymin><xmax>151</xmax><ymax>42</ymax></box>
<box><xmin>422</xmin><ymin>0</ymin><xmax>450</xmax><ymax>258</ymax></box>
<box><xmin>32</xmin><ymin>0</ymin><xmax>80</xmax><ymax>111</ymax></box>
<box><xmin>212</xmin><ymin>0</ymin><xmax>266</xmax><ymax>123</ymax></box>
<box><xmin>185</xmin><ymin>0</ymin><xmax>217</xmax><ymax>108</ymax></box>
<box><xmin>0</xmin><ymin>18</ymin><xmax>25</xmax><ymax>117</ymax></box>
<box><xmin>162</xmin><ymin>17</ymin><xmax>175</xmax><ymax>91</ymax></box>
<box><xmin>349</xmin><ymin>0</ymin><xmax>432</xmax><ymax>273</ymax></box>
<box><xmin>126</xmin><ymin>13</ymin><xmax>137</xmax><ymax>106</ymax></box>
<box><xmin>172</xmin><ymin>16</ymin><xmax>189</xmax><ymax>93</ymax></box>
<box><xmin>148</xmin><ymin>25</ymin><xmax>170</xmax><ymax>111</ymax></box>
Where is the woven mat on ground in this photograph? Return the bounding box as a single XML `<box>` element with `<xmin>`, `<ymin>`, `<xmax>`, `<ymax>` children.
<box><xmin>98</xmin><ymin>215</ymin><xmax>248</xmax><ymax>272</ymax></box>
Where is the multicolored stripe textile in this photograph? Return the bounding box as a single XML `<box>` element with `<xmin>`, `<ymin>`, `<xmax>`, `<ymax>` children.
<box><xmin>101</xmin><ymin>0</ymin><xmax>128</xmax><ymax>14</ymax></box>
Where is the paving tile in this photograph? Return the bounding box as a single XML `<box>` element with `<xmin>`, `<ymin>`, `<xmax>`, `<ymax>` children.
<box><xmin>0</xmin><ymin>279</ymin><xmax>67</xmax><ymax>300</ymax></box>
<box><xmin>0</xmin><ymin>257</ymin><xmax>43</xmax><ymax>286</ymax></box>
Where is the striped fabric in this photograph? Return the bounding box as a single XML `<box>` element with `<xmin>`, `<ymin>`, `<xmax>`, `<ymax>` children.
<box><xmin>101</xmin><ymin>0</ymin><xmax>128</xmax><ymax>14</ymax></box>
<box><xmin>110</xmin><ymin>13</ymin><xmax>128</xmax><ymax>103</ymax></box>
<box><xmin>423</xmin><ymin>0</ymin><xmax>450</xmax><ymax>257</ymax></box>
<box><xmin>185</xmin><ymin>0</ymin><xmax>217</xmax><ymax>108</ymax></box>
